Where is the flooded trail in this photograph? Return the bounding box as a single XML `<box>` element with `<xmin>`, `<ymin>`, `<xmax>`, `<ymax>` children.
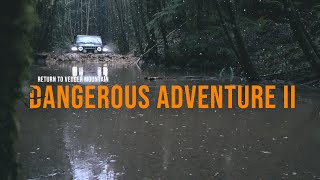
<box><xmin>17</xmin><ymin>62</ymin><xmax>320</xmax><ymax>180</ymax></box>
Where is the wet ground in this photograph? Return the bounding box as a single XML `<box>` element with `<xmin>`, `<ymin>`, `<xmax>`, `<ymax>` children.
<box><xmin>17</xmin><ymin>61</ymin><xmax>320</xmax><ymax>180</ymax></box>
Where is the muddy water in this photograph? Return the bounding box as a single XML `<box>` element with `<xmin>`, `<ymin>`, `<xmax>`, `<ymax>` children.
<box><xmin>17</xmin><ymin>62</ymin><xmax>320</xmax><ymax>180</ymax></box>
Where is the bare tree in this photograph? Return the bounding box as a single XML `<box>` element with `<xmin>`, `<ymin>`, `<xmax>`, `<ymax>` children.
<box><xmin>284</xmin><ymin>0</ymin><xmax>320</xmax><ymax>72</ymax></box>
<box><xmin>225</xmin><ymin>0</ymin><xmax>260</xmax><ymax>81</ymax></box>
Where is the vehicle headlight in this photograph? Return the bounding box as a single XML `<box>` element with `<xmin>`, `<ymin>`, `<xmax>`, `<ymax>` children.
<box><xmin>78</xmin><ymin>46</ymin><xmax>83</xmax><ymax>51</ymax></box>
<box><xmin>71</xmin><ymin>47</ymin><xmax>78</xmax><ymax>51</ymax></box>
<box><xmin>103</xmin><ymin>47</ymin><xmax>109</xmax><ymax>52</ymax></box>
<box><xmin>97</xmin><ymin>47</ymin><xmax>102</xmax><ymax>51</ymax></box>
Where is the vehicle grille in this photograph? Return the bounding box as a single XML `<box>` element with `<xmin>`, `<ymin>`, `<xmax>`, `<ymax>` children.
<box><xmin>83</xmin><ymin>46</ymin><xmax>97</xmax><ymax>49</ymax></box>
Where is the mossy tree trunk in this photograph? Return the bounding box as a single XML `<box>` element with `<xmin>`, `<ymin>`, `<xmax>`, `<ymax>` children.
<box><xmin>0</xmin><ymin>0</ymin><xmax>35</xmax><ymax>179</ymax></box>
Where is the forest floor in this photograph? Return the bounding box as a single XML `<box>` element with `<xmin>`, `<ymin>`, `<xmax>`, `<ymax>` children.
<box><xmin>38</xmin><ymin>52</ymin><xmax>138</xmax><ymax>64</ymax></box>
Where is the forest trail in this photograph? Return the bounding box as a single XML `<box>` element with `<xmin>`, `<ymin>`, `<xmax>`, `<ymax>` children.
<box><xmin>38</xmin><ymin>52</ymin><xmax>138</xmax><ymax>64</ymax></box>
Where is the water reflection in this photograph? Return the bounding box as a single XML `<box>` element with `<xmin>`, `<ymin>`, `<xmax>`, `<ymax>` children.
<box><xmin>79</xmin><ymin>67</ymin><xmax>84</xmax><ymax>76</ymax></box>
<box><xmin>72</xmin><ymin>66</ymin><xmax>78</xmax><ymax>77</ymax></box>
<box><xmin>63</xmin><ymin>125</ymin><xmax>120</xmax><ymax>180</ymax></box>
<box><xmin>71</xmin><ymin>64</ymin><xmax>109</xmax><ymax>84</ymax></box>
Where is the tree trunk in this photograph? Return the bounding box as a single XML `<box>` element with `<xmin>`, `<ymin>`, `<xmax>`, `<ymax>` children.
<box><xmin>129</xmin><ymin>0</ymin><xmax>143</xmax><ymax>54</ymax></box>
<box><xmin>146</xmin><ymin>0</ymin><xmax>159</xmax><ymax>60</ymax></box>
<box><xmin>80</xmin><ymin>0</ymin><xmax>83</xmax><ymax>34</ymax></box>
<box><xmin>160</xmin><ymin>22</ymin><xmax>169</xmax><ymax>64</ymax></box>
<box><xmin>226</xmin><ymin>0</ymin><xmax>260</xmax><ymax>82</ymax></box>
<box><xmin>285</xmin><ymin>0</ymin><xmax>320</xmax><ymax>71</ymax></box>
<box><xmin>86</xmin><ymin>0</ymin><xmax>90</xmax><ymax>35</ymax></box>
<box><xmin>136</xmin><ymin>0</ymin><xmax>157</xmax><ymax>61</ymax></box>
<box><xmin>214</xmin><ymin>0</ymin><xmax>240</xmax><ymax>60</ymax></box>
<box><xmin>115</xmin><ymin>0</ymin><xmax>129</xmax><ymax>54</ymax></box>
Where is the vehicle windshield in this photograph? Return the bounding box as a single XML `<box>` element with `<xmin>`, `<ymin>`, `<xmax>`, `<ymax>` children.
<box><xmin>76</xmin><ymin>36</ymin><xmax>102</xmax><ymax>45</ymax></box>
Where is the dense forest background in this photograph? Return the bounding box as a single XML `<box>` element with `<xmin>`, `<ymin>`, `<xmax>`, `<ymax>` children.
<box><xmin>33</xmin><ymin>0</ymin><xmax>320</xmax><ymax>81</ymax></box>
